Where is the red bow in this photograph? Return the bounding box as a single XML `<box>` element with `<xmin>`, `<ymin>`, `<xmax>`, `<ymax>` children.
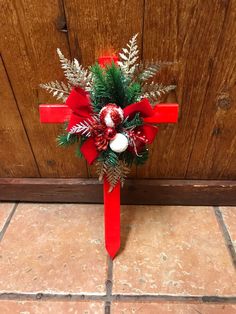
<box><xmin>66</xmin><ymin>87</ymin><xmax>158</xmax><ymax>164</ymax></box>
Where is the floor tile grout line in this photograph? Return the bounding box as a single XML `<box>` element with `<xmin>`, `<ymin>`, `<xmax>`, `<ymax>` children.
<box><xmin>111</xmin><ymin>295</ymin><xmax>236</xmax><ymax>303</ymax></box>
<box><xmin>104</xmin><ymin>256</ymin><xmax>113</xmax><ymax>314</ymax></box>
<box><xmin>0</xmin><ymin>202</ymin><xmax>19</xmax><ymax>242</ymax></box>
<box><xmin>0</xmin><ymin>293</ymin><xmax>236</xmax><ymax>303</ymax></box>
<box><xmin>213</xmin><ymin>206</ymin><xmax>236</xmax><ymax>268</ymax></box>
<box><xmin>0</xmin><ymin>293</ymin><xmax>105</xmax><ymax>301</ymax></box>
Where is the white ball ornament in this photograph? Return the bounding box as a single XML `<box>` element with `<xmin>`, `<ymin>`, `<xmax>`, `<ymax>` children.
<box><xmin>109</xmin><ymin>133</ymin><xmax>129</xmax><ymax>153</ymax></box>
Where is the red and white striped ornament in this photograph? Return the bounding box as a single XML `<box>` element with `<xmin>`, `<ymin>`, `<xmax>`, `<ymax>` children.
<box><xmin>99</xmin><ymin>104</ymin><xmax>124</xmax><ymax>128</ymax></box>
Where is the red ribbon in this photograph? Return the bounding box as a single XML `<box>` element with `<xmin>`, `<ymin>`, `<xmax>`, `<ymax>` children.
<box><xmin>66</xmin><ymin>89</ymin><xmax>158</xmax><ymax>165</ymax></box>
<box><xmin>65</xmin><ymin>87</ymin><xmax>98</xmax><ymax>164</ymax></box>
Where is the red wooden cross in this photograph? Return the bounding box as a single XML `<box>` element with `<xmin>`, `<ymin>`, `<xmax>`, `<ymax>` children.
<box><xmin>39</xmin><ymin>56</ymin><xmax>179</xmax><ymax>259</ymax></box>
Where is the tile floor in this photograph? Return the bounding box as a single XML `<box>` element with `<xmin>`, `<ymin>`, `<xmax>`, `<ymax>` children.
<box><xmin>0</xmin><ymin>202</ymin><xmax>235</xmax><ymax>313</ymax></box>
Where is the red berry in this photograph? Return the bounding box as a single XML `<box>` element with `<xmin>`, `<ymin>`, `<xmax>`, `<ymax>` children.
<box><xmin>104</xmin><ymin>127</ymin><xmax>116</xmax><ymax>140</ymax></box>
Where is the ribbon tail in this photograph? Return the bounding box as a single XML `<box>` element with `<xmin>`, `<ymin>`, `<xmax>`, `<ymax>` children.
<box><xmin>103</xmin><ymin>178</ymin><xmax>120</xmax><ymax>259</ymax></box>
<box><xmin>143</xmin><ymin>104</ymin><xmax>179</xmax><ymax>123</ymax></box>
<box><xmin>80</xmin><ymin>138</ymin><xmax>99</xmax><ymax>165</ymax></box>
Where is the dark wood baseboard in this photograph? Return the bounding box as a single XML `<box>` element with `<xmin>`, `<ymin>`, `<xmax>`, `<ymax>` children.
<box><xmin>0</xmin><ymin>178</ymin><xmax>235</xmax><ymax>205</ymax></box>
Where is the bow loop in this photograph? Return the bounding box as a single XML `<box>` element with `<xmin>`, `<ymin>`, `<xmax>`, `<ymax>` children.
<box><xmin>66</xmin><ymin>87</ymin><xmax>93</xmax><ymax>132</ymax></box>
<box><xmin>123</xmin><ymin>98</ymin><xmax>154</xmax><ymax>119</ymax></box>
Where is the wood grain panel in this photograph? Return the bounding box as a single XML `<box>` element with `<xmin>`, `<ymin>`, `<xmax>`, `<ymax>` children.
<box><xmin>138</xmin><ymin>0</ymin><xmax>228</xmax><ymax>178</ymax></box>
<box><xmin>0</xmin><ymin>56</ymin><xmax>39</xmax><ymax>177</ymax></box>
<box><xmin>187</xmin><ymin>0</ymin><xmax>236</xmax><ymax>179</ymax></box>
<box><xmin>63</xmin><ymin>0</ymin><xmax>144</xmax><ymax>177</ymax></box>
<box><xmin>63</xmin><ymin>0</ymin><xmax>144</xmax><ymax>65</ymax></box>
<box><xmin>0</xmin><ymin>0</ymin><xmax>87</xmax><ymax>177</ymax></box>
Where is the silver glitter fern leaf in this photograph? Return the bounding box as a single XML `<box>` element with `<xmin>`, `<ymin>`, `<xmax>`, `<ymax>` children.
<box><xmin>118</xmin><ymin>33</ymin><xmax>139</xmax><ymax>79</ymax></box>
<box><xmin>39</xmin><ymin>80</ymin><xmax>71</xmax><ymax>102</ymax></box>
<box><xmin>57</xmin><ymin>49</ymin><xmax>92</xmax><ymax>90</ymax></box>
<box><xmin>142</xmin><ymin>82</ymin><xmax>176</xmax><ymax>103</ymax></box>
<box><xmin>138</xmin><ymin>62</ymin><xmax>165</xmax><ymax>82</ymax></box>
<box><xmin>69</xmin><ymin>117</ymin><xmax>98</xmax><ymax>136</ymax></box>
<box><xmin>137</xmin><ymin>61</ymin><xmax>175</xmax><ymax>83</ymax></box>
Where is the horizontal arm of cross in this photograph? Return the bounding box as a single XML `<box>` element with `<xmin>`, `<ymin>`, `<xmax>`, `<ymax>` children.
<box><xmin>39</xmin><ymin>103</ymin><xmax>178</xmax><ymax>124</ymax></box>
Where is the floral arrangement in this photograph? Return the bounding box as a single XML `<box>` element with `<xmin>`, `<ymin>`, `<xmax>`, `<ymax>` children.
<box><xmin>40</xmin><ymin>34</ymin><xmax>176</xmax><ymax>192</ymax></box>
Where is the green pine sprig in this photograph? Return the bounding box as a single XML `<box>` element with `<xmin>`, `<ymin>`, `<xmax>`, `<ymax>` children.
<box><xmin>98</xmin><ymin>148</ymin><xmax>119</xmax><ymax>167</ymax></box>
<box><xmin>75</xmin><ymin>136</ymin><xmax>87</xmax><ymax>158</ymax></box>
<box><xmin>105</xmin><ymin>63</ymin><xmax>127</xmax><ymax>107</ymax></box>
<box><xmin>57</xmin><ymin>124</ymin><xmax>88</xmax><ymax>159</ymax></box>
<box><xmin>134</xmin><ymin>148</ymin><xmax>149</xmax><ymax>165</ymax></box>
<box><xmin>120</xmin><ymin>150</ymin><xmax>134</xmax><ymax>167</ymax></box>
<box><xmin>126</xmin><ymin>82</ymin><xmax>141</xmax><ymax>104</ymax></box>
<box><xmin>120</xmin><ymin>146</ymin><xmax>148</xmax><ymax>167</ymax></box>
<box><xmin>90</xmin><ymin>62</ymin><xmax>142</xmax><ymax>112</ymax></box>
<box><xmin>90</xmin><ymin>63</ymin><xmax>110</xmax><ymax>112</ymax></box>
<box><xmin>123</xmin><ymin>113</ymin><xmax>143</xmax><ymax>129</ymax></box>
<box><xmin>57</xmin><ymin>132</ymin><xmax>78</xmax><ymax>146</ymax></box>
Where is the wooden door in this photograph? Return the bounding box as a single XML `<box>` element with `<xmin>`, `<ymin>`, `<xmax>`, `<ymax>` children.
<box><xmin>0</xmin><ymin>0</ymin><xmax>235</xmax><ymax>180</ymax></box>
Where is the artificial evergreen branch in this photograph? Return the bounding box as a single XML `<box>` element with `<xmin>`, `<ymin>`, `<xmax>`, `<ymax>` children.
<box><xmin>96</xmin><ymin>160</ymin><xmax>130</xmax><ymax>191</ymax></box>
<box><xmin>40</xmin><ymin>81</ymin><xmax>71</xmax><ymax>101</ymax></box>
<box><xmin>96</xmin><ymin>160</ymin><xmax>108</xmax><ymax>181</ymax></box>
<box><xmin>126</xmin><ymin>82</ymin><xmax>141</xmax><ymax>104</ymax></box>
<box><xmin>107</xmin><ymin>161</ymin><xmax>130</xmax><ymax>191</ymax></box>
<box><xmin>57</xmin><ymin>49</ymin><xmax>92</xmax><ymax>90</ymax></box>
<box><xmin>118</xmin><ymin>161</ymin><xmax>130</xmax><ymax>187</ymax></box>
<box><xmin>105</xmin><ymin>150</ymin><xmax>119</xmax><ymax>167</ymax></box>
<box><xmin>142</xmin><ymin>82</ymin><xmax>176</xmax><ymax>103</ymax></box>
<box><xmin>69</xmin><ymin>117</ymin><xmax>97</xmax><ymax>136</ymax></box>
<box><xmin>118</xmin><ymin>34</ymin><xmax>139</xmax><ymax>79</ymax></box>
<box><xmin>57</xmin><ymin>132</ymin><xmax>78</xmax><ymax>146</ymax></box>
<box><xmin>97</xmin><ymin>149</ymin><xmax>119</xmax><ymax>169</ymax></box>
<box><xmin>75</xmin><ymin>137</ymin><xmax>86</xmax><ymax>158</ymax></box>
<box><xmin>134</xmin><ymin>148</ymin><xmax>149</xmax><ymax>165</ymax></box>
<box><xmin>120</xmin><ymin>150</ymin><xmax>134</xmax><ymax>167</ymax></box>
<box><xmin>123</xmin><ymin>113</ymin><xmax>142</xmax><ymax>129</ymax></box>
<box><xmin>105</xmin><ymin>63</ymin><xmax>127</xmax><ymax>107</ymax></box>
<box><xmin>90</xmin><ymin>63</ymin><xmax>129</xmax><ymax>110</ymax></box>
<box><xmin>90</xmin><ymin>63</ymin><xmax>110</xmax><ymax>112</ymax></box>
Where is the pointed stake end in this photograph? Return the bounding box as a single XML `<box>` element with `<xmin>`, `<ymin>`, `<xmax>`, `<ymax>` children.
<box><xmin>106</xmin><ymin>244</ymin><xmax>120</xmax><ymax>260</ymax></box>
